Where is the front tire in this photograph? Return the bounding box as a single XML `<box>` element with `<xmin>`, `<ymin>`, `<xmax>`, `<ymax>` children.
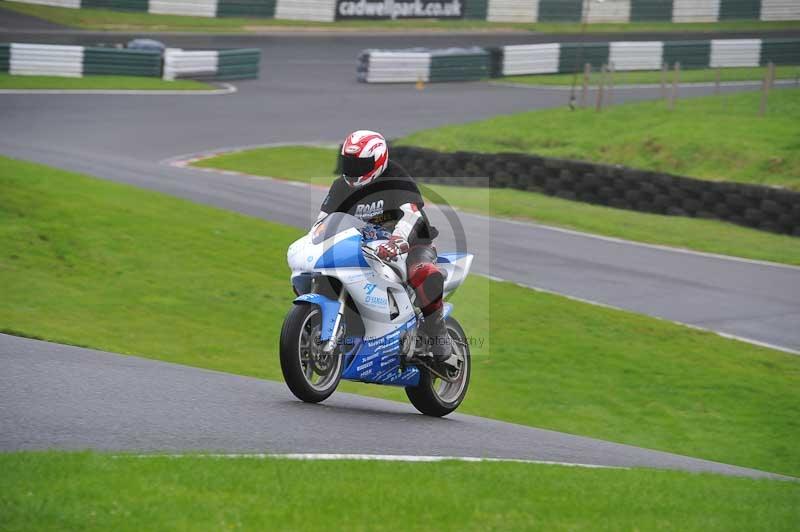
<box><xmin>280</xmin><ymin>304</ymin><xmax>343</xmax><ymax>403</ymax></box>
<box><xmin>406</xmin><ymin>316</ymin><xmax>471</xmax><ymax>417</ymax></box>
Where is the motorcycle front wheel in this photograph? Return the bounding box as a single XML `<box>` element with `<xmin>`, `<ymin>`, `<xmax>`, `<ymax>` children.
<box><xmin>406</xmin><ymin>316</ymin><xmax>471</xmax><ymax>417</ymax></box>
<box><xmin>280</xmin><ymin>304</ymin><xmax>343</xmax><ymax>403</ymax></box>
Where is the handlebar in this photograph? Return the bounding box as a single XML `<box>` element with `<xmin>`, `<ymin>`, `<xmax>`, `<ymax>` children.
<box><xmin>361</xmin><ymin>244</ymin><xmax>406</xmax><ymax>279</ymax></box>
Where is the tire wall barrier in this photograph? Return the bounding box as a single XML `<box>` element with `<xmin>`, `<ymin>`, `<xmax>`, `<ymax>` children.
<box><xmin>0</xmin><ymin>42</ymin><xmax>261</xmax><ymax>80</ymax></box>
<box><xmin>389</xmin><ymin>146</ymin><xmax>800</xmax><ymax>236</ymax></box>
<box><xmin>7</xmin><ymin>0</ymin><xmax>800</xmax><ymax>21</ymax></box>
<box><xmin>359</xmin><ymin>38</ymin><xmax>799</xmax><ymax>82</ymax></box>
<box><xmin>0</xmin><ymin>42</ymin><xmax>160</xmax><ymax>77</ymax></box>
<box><xmin>357</xmin><ymin>47</ymin><xmax>489</xmax><ymax>83</ymax></box>
<box><xmin>163</xmin><ymin>47</ymin><xmax>261</xmax><ymax>80</ymax></box>
<box><xmin>502</xmin><ymin>37</ymin><xmax>800</xmax><ymax>76</ymax></box>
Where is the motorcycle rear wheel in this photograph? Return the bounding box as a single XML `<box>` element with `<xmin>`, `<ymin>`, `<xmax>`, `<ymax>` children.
<box><xmin>406</xmin><ymin>316</ymin><xmax>471</xmax><ymax>417</ymax></box>
<box><xmin>280</xmin><ymin>304</ymin><xmax>343</xmax><ymax>403</ymax></box>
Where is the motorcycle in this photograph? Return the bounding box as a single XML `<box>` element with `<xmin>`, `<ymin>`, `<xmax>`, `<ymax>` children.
<box><xmin>280</xmin><ymin>212</ymin><xmax>473</xmax><ymax>417</ymax></box>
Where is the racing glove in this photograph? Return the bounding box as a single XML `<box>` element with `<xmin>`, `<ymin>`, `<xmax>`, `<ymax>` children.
<box><xmin>377</xmin><ymin>235</ymin><xmax>410</xmax><ymax>262</ymax></box>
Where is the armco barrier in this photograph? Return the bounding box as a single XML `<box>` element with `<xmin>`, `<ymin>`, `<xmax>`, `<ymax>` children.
<box><xmin>389</xmin><ymin>146</ymin><xmax>800</xmax><ymax>236</ymax></box>
<box><xmin>7</xmin><ymin>0</ymin><xmax>800</xmax><ymax>22</ymax></box>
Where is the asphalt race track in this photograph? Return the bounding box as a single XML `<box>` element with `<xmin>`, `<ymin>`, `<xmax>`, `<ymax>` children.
<box><xmin>2</xmin><ymin>29</ymin><xmax>799</xmax><ymax>350</ymax></box>
<box><xmin>1</xmin><ymin>334</ymin><xmax>791</xmax><ymax>480</ymax></box>
<box><xmin>2</xmin><ymin>16</ymin><xmax>800</xmax><ymax>472</ymax></box>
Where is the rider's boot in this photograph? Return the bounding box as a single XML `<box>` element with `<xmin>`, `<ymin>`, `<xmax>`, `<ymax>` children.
<box><xmin>421</xmin><ymin>308</ymin><xmax>451</xmax><ymax>363</ymax></box>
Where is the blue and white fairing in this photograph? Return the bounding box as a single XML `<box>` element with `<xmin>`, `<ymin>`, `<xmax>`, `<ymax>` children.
<box><xmin>287</xmin><ymin>213</ymin><xmax>472</xmax><ymax>387</ymax></box>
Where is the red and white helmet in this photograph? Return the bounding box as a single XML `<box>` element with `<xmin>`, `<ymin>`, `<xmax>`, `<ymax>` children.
<box><xmin>340</xmin><ymin>130</ymin><xmax>388</xmax><ymax>188</ymax></box>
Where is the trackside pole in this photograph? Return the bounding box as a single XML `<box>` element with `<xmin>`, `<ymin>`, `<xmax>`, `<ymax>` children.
<box><xmin>595</xmin><ymin>64</ymin><xmax>606</xmax><ymax>112</ymax></box>
<box><xmin>661</xmin><ymin>62</ymin><xmax>668</xmax><ymax>101</ymax></box>
<box><xmin>760</xmin><ymin>62</ymin><xmax>775</xmax><ymax>116</ymax></box>
<box><xmin>607</xmin><ymin>63</ymin><xmax>615</xmax><ymax>107</ymax></box>
<box><xmin>669</xmin><ymin>62</ymin><xmax>680</xmax><ymax>110</ymax></box>
<box><xmin>581</xmin><ymin>63</ymin><xmax>590</xmax><ymax>108</ymax></box>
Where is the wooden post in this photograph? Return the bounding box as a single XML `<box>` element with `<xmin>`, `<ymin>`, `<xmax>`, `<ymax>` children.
<box><xmin>595</xmin><ymin>64</ymin><xmax>607</xmax><ymax>112</ymax></box>
<box><xmin>760</xmin><ymin>62</ymin><xmax>775</xmax><ymax>116</ymax></box>
<box><xmin>607</xmin><ymin>63</ymin><xmax>615</xmax><ymax>107</ymax></box>
<box><xmin>769</xmin><ymin>61</ymin><xmax>776</xmax><ymax>90</ymax></box>
<box><xmin>714</xmin><ymin>68</ymin><xmax>721</xmax><ymax>95</ymax></box>
<box><xmin>580</xmin><ymin>63</ymin><xmax>590</xmax><ymax>108</ymax></box>
<box><xmin>669</xmin><ymin>62</ymin><xmax>680</xmax><ymax>110</ymax></box>
<box><xmin>660</xmin><ymin>63</ymin><xmax>668</xmax><ymax>101</ymax></box>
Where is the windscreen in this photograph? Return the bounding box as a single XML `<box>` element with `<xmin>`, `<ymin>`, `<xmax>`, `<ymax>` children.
<box><xmin>311</xmin><ymin>212</ymin><xmax>365</xmax><ymax>245</ymax></box>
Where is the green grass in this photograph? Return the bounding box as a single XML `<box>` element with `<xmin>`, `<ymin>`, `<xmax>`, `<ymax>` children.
<box><xmin>0</xmin><ymin>73</ymin><xmax>211</xmax><ymax>90</ymax></box>
<box><xmin>2</xmin><ymin>155</ymin><xmax>800</xmax><ymax>476</ymax></box>
<box><xmin>195</xmin><ymin>145</ymin><xmax>800</xmax><ymax>265</ymax></box>
<box><xmin>4</xmin><ymin>1</ymin><xmax>799</xmax><ymax>33</ymax></box>
<box><xmin>2</xmin><ymin>453</ymin><xmax>799</xmax><ymax>532</ymax></box>
<box><xmin>503</xmin><ymin>66</ymin><xmax>800</xmax><ymax>86</ymax></box>
<box><xmin>399</xmin><ymin>89</ymin><xmax>800</xmax><ymax>190</ymax></box>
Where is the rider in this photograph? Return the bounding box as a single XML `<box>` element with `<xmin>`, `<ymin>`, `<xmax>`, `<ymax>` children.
<box><xmin>314</xmin><ymin>130</ymin><xmax>450</xmax><ymax>362</ymax></box>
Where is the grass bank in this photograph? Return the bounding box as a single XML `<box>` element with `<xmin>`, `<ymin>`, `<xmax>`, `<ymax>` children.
<box><xmin>0</xmin><ymin>73</ymin><xmax>211</xmax><ymax>90</ymax></box>
<box><xmin>502</xmin><ymin>65</ymin><xmax>800</xmax><ymax>86</ymax></box>
<box><xmin>4</xmin><ymin>2</ymin><xmax>799</xmax><ymax>33</ymax></box>
<box><xmin>2</xmin><ymin>155</ymin><xmax>799</xmax><ymax>475</ymax></box>
<box><xmin>399</xmin><ymin>89</ymin><xmax>800</xmax><ymax>190</ymax></box>
<box><xmin>195</xmin><ymin>145</ymin><xmax>800</xmax><ymax>265</ymax></box>
<box><xmin>2</xmin><ymin>453</ymin><xmax>799</xmax><ymax>531</ymax></box>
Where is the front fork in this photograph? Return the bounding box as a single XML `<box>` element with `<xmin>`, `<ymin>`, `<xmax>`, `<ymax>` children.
<box><xmin>321</xmin><ymin>289</ymin><xmax>348</xmax><ymax>354</ymax></box>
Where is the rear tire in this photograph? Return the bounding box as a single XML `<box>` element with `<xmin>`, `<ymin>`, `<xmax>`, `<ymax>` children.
<box><xmin>406</xmin><ymin>316</ymin><xmax>471</xmax><ymax>417</ymax></box>
<box><xmin>280</xmin><ymin>304</ymin><xmax>343</xmax><ymax>403</ymax></box>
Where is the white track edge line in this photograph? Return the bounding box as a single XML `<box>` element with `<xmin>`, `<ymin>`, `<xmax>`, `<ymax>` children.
<box><xmin>120</xmin><ymin>452</ymin><xmax>625</xmax><ymax>469</ymax></box>
<box><xmin>465</xmin><ymin>212</ymin><xmax>800</xmax><ymax>271</ymax></box>
<box><xmin>478</xmin><ymin>273</ymin><xmax>800</xmax><ymax>356</ymax></box>
<box><xmin>0</xmin><ymin>82</ymin><xmax>237</xmax><ymax>95</ymax></box>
